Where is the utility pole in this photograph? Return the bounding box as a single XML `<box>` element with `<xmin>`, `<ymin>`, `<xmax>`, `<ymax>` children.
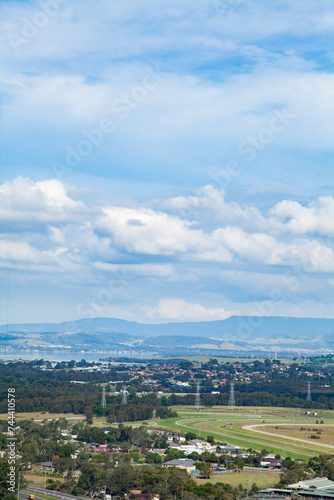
<box><xmin>195</xmin><ymin>381</ymin><xmax>201</xmax><ymax>411</ymax></box>
<box><xmin>17</xmin><ymin>472</ymin><xmax>19</xmax><ymax>500</ymax></box>
<box><xmin>228</xmin><ymin>383</ymin><xmax>236</xmax><ymax>410</ymax></box>
<box><xmin>102</xmin><ymin>385</ymin><xmax>106</xmax><ymax>408</ymax></box>
<box><xmin>122</xmin><ymin>385</ymin><xmax>127</xmax><ymax>404</ymax></box>
<box><xmin>307</xmin><ymin>382</ymin><xmax>312</xmax><ymax>401</ymax></box>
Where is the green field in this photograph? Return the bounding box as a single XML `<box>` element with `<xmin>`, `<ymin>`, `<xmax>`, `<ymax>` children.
<box><xmin>154</xmin><ymin>406</ymin><xmax>334</xmax><ymax>459</ymax></box>
<box><xmin>194</xmin><ymin>471</ymin><xmax>280</xmax><ymax>488</ymax></box>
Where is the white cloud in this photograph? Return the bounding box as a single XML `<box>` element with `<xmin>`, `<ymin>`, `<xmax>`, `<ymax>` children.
<box><xmin>157</xmin><ymin>185</ymin><xmax>264</xmax><ymax>225</ymax></box>
<box><xmin>0</xmin><ymin>177</ymin><xmax>85</xmax><ymax>222</ymax></box>
<box><xmin>213</xmin><ymin>226</ymin><xmax>334</xmax><ymax>271</ymax></box>
<box><xmin>97</xmin><ymin>205</ymin><xmax>206</xmax><ymax>255</ymax></box>
<box><xmin>1</xmin><ymin>177</ymin><xmax>333</xmax><ymax>278</ymax></box>
<box><xmin>145</xmin><ymin>298</ymin><xmax>233</xmax><ymax>322</ymax></box>
<box><xmin>0</xmin><ymin>240</ymin><xmax>40</xmax><ymax>263</ymax></box>
<box><xmin>271</xmin><ymin>196</ymin><xmax>334</xmax><ymax>236</ymax></box>
<box><xmin>49</xmin><ymin>222</ymin><xmax>111</xmax><ymax>255</ymax></box>
<box><xmin>0</xmin><ymin>239</ymin><xmax>79</xmax><ymax>274</ymax></box>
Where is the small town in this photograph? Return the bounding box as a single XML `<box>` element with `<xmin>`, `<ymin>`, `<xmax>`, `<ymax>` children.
<box><xmin>0</xmin><ymin>357</ymin><xmax>334</xmax><ymax>499</ymax></box>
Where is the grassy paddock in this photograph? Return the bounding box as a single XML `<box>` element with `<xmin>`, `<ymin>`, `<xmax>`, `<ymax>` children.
<box><xmin>0</xmin><ymin>411</ymin><xmax>85</xmax><ymax>421</ymax></box>
<box><xmin>257</xmin><ymin>424</ymin><xmax>334</xmax><ymax>446</ymax></box>
<box><xmin>24</xmin><ymin>473</ymin><xmax>64</xmax><ymax>488</ymax></box>
<box><xmin>194</xmin><ymin>471</ymin><xmax>280</xmax><ymax>488</ymax></box>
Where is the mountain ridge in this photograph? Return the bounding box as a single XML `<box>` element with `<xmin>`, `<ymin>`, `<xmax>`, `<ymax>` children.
<box><xmin>0</xmin><ymin>315</ymin><xmax>334</xmax><ymax>341</ymax></box>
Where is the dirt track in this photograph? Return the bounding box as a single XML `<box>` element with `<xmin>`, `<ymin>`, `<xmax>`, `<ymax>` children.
<box><xmin>242</xmin><ymin>423</ymin><xmax>334</xmax><ymax>450</ymax></box>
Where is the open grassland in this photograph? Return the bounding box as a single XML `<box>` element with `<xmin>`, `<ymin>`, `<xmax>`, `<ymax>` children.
<box><xmin>0</xmin><ymin>411</ymin><xmax>85</xmax><ymax>421</ymax></box>
<box><xmin>24</xmin><ymin>473</ymin><xmax>64</xmax><ymax>488</ymax></box>
<box><xmin>194</xmin><ymin>471</ymin><xmax>280</xmax><ymax>488</ymax></box>
<box><xmin>0</xmin><ymin>411</ymin><xmax>108</xmax><ymax>426</ymax></box>
<box><xmin>256</xmin><ymin>424</ymin><xmax>334</xmax><ymax>446</ymax></box>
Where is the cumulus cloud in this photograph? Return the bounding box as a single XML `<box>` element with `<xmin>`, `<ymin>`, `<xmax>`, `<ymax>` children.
<box><xmin>145</xmin><ymin>298</ymin><xmax>233</xmax><ymax>322</ymax></box>
<box><xmin>97</xmin><ymin>205</ymin><xmax>206</xmax><ymax>255</ymax></box>
<box><xmin>0</xmin><ymin>177</ymin><xmax>85</xmax><ymax>223</ymax></box>
<box><xmin>0</xmin><ymin>240</ymin><xmax>41</xmax><ymax>263</ymax></box>
<box><xmin>1</xmin><ymin>176</ymin><xmax>334</xmax><ymax>322</ymax></box>
<box><xmin>156</xmin><ymin>185</ymin><xmax>264</xmax><ymax>226</ymax></box>
<box><xmin>49</xmin><ymin>222</ymin><xmax>111</xmax><ymax>255</ymax></box>
<box><xmin>271</xmin><ymin>196</ymin><xmax>334</xmax><ymax>236</ymax></box>
<box><xmin>1</xmin><ymin>177</ymin><xmax>333</xmax><ymax>276</ymax></box>
<box><xmin>213</xmin><ymin>226</ymin><xmax>334</xmax><ymax>270</ymax></box>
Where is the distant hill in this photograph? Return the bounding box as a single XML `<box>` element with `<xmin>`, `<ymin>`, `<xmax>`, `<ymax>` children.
<box><xmin>1</xmin><ymin>316</ymin><xmax>334</xmax><ymax>341</ymax></box>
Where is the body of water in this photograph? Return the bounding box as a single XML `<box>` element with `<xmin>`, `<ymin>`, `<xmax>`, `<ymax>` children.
<box><xmin>0</xmin><ymin>350</ymin><xmax>145</xmax><ymax>363</ymax></box>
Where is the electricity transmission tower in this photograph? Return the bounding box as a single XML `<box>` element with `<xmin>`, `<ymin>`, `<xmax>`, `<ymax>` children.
<box><xmin>194</xmin><ymin>382</ymin><xmax>201</xmax><ymax>410</ymax></box>
<box><xmin>228</xmin><ymin>383</ymin><xmax>236</xmax><ymax>410</ymax></box>
<box><xmin>122</xmin><ymin>385</ymin><xmax>128</xmax><ymax>404</ymax></box>
<box><xmin>306</xmin><ymin>382</ymin><xmax>312</xmax><ymax>401</ymax></box>
<box><xmin>101</xmin><ymin>386</ymin><xmax>106</xmax><ymax>408</ymax></box>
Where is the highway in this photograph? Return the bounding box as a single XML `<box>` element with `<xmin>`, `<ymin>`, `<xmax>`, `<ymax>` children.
<box><xmin>22</xmin><ymin>488</ymin><xmax>90</xmax><ymax>500</ymax></box>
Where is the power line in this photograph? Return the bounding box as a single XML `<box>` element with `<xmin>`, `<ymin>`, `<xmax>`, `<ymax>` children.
<box><xmin>306</xmin><ymin>382</ymin><xmax>312</xmax><ymax>401</ymax></box>
<box><xmin>122</xmin><ymin>385</ymin><xmax>128</xmax><ymax>404</ymax></box>
<box><xmin>228</xmin><ymin>382</ymin><xmax>236</xmax><ymax>410</ymax></box>
<box><xmin>101</xmin><ymin>386</ymin><xmax>106</xmax><ymax>408</ymax></box>
<box><xmin>194</xmin><ymin>381</ymin><xmax>201</xmax><ymax>411</ymax></box>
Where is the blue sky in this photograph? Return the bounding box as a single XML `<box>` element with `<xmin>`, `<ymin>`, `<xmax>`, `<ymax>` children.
<box><xmin>1</xmin><ymin>0</ymin><xmax>334</xmax><ymax>324</ymax></box>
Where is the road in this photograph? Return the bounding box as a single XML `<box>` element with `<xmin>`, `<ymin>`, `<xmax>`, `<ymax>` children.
<box><xmin>20</xmin><ymin>494</ymin><xmax>46</xmax><ymax>500</ymax></box>
<box><xmin>23</xmin><ymin>487</ymin><xmax>90</xmax><ymax>500</ymax></box>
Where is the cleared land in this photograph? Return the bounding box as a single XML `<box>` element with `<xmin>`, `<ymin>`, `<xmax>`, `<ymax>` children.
<box><xmin>194</xmin><ymin>471</ymin><xmax>280</xmax><ymax>488</ymax></box>
<box><xmin>24</xmin><ymin>473</ymin><xmax>64</xmax><ymax>487</ymax></box>
<box><xmin>249</xmin><ymin>424</ymin><xmax>334</xmax><ymax>446</ymax></box>
<box><xmin>0</xmin><ymin>411</ymin><xmax>85</xmax><ymax>421</ymax></box>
